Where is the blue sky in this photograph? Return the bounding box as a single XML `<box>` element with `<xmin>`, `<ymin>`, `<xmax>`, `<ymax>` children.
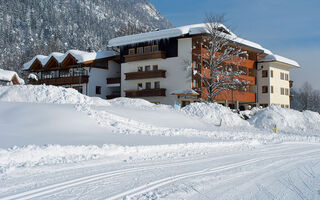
<box><xmin>150</xmin><ymin>0</ymin><xmax>320</xmax><ymax>90</ymax></box>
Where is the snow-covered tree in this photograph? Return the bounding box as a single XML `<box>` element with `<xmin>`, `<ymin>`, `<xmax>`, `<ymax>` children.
<box><xmin>291</xmin><ymin>82</ymin><xmax>320</xmax><ymax>113</ymax></box>
<box><xmin>194</xmin><ymin>14</ymin><xmax>249</xmax><ymax>102</ymax></box>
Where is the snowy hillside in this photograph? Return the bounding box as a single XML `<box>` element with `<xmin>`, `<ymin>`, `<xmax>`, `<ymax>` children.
<box><xmin>0</xmin><ymin>0</ymin><xmax>172</xmax><ymax>72</ymax></box>
<box><xmin>1</xmin><ymin>85</ymin><xmax>320</xmax><ymax>199</ymax></box>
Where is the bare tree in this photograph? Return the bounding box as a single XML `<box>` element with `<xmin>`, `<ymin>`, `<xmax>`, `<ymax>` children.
<box><xmin>193</xmin><ymin>14</ymin><xmax>249</xmax><ymax>102</ymax></box>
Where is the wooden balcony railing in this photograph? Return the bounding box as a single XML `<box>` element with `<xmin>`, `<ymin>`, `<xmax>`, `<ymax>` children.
<box><xmin>106</xmin><ymin>77</ymin><xmax>121</xmax><ymax>84</ymax></box>
<box><xmin>125</xmin><ymin>88</ymin><xmax>166</xmax><ymax>97</ymax></box>
<box><xmin>29</xmin><ymin>75</ymin><xmax>89</xmax><ymax>86</ymax></box>
<box><xmin>124</xmin><ymin>51</ymin><xmax>166</xmax><ymax>62</ymax></box>
<box><xmin>125</xmin><ymin>70</ymin><xmax>166</xmax><ymax>80</ymax></box>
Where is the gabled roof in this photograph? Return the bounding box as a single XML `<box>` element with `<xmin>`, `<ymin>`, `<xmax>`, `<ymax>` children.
<box><xmin>23</xmin><ymin>55</ymin><xmax>49</xmax><ymax>70</ymax></box>
<box><xmin>23</xmin><ymin>50</ymin><xmax>118</xmax><ymax>70</ymax></box>
<box><xmin>0</xmin><ymin>68</ymin><xmax>24</xmax><ymax>84</ymax></box>
<box><xmin>259</xmin><ymin>54</ymin><xmax>300</xmax><ymax>68</ymax></box>
<box><xmin>44</xmin><ymin>52</ymin><xmax>65</xmax><ymax>69</ymax></box>
<box><xmin>61</xmin><ymin>50</ymin><xmax>118</xmax><ymax>64</ymax></box>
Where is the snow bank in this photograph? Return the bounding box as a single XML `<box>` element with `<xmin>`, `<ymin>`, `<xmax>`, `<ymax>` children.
<box><xmin>0</xmin><ymin>141</ymin><xmax>259</xmax><ymax>174</ymax></box>
<box><xmin>249</xmin><ymin>106</ymin><xmax>320</xmax><ymax>133</ymax></box>
<box><xmin>182</xmin><ymin>102</ymin><xmax>249</xmax><ymax>127</ymax></box>
<box><xmin>0</xmin><ymin>85</ymin><xmax>92</xmax><ymax>104</ymax></box>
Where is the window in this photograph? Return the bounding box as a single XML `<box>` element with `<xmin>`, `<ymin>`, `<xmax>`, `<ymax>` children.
<box><xmin>285</xmin><ymin>88</ymin><xmax>289</xmax><ymax>96</ymax></box>
<box><xmin>281</xmin><ymin>104</ymin><xmax>285</xmax><ymax>108</ymax></box>
<box><xmin>146</xmin><ymin>82</ymin><xmax>151</xmax><ymax>89</ymax></box>
<box><xmin>154</xmin><ymin>81</ymin><xmax>160</xmax><ymax>89</ymax></box>
<box><xmin>270</xmin><ymin>70</ymin><xmax>273</xmax><ymax>78</ymax></box>
<box><xmin>249</xmin><ymin>68</ymin><xmax>256</xmax><ymax>76</ymax></box>
<box><xmin>152</xmin><ymin>45</ymin><xmax>159</xmax><ymax>52</ymax></box>
<box><xmin>145</xmin><ymin>65</ymin><xmax>151</xmax><ymax>71</ymax></box>
<box><xmin>137</xmin><ymin>83</ymin><xmax>143</xmax><ymax>90</ymax></box>
<box><xmin>280</xmin><ymin>72</ymin><xmax>284</xmax><ymax>80</ymax></box>
<box><xmin>96</xmin><ymin>86</ymin><xmax>101</xmax><ymax>94</ymax></box>
<box><xmin>281</xmin><ymin>87</ymin><xmax>285</xmax><ymax>95</ymax></box>
<box><xmin>239</xmin><ymin>66</ymin><xmax>247</xmax><ymax>75</ymax></box>
<box><xmin>262</xmin><ymin>86</ymin><xmax>268</xmax><ymax>93</ymax></box>
<box><xmin>137</xmin><ymin>47</ymin><xmax>143</xmax><ymax>54</ymax></box>
<box><xmin>144</xmin><ymin>46</ymin><xmax>152</xmax><ymax>53</ymax></box>
<box><xmin>129</xmin><ymin>48</ymin><xmax>135</xmax><ymax>55</ymax></box>
<box><xmin>271</xmin><ymin>86</ymin><xmax>274</xmax><ymax>93</ymax></box>
<box><xmin>153</xmin><ymin>65</ymin><xmax>158</xmax><ymax>71</ymax></box>
<box><xmin>262</xmin><ymin>70</ymin><xmax>268</xmax><ymax>78</ymax></box>
<box><xmin>285</xmin><ymin>105</ymin><xmax>289</xmax><ymax>108</ymax></box>
<box><xmin>138</xmin><ymin>66</ymin><xmax>143</xmax><ymax>72</ymax></box>
<box><xmin>285</xmin><ymin>73</ymin><xmax>289</xmax><ymax>80</ymax></box>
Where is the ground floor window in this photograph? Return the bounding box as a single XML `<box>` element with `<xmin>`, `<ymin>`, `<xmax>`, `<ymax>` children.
<box><xmin>96</xmin><ymin>86</ymin><xmax>101</xmax><ymax>94</ymax></box>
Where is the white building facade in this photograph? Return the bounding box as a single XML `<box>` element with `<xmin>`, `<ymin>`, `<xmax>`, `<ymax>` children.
<box><xmin>109</xmin><ymin>24</ymin><xmax>300</xmax><ymax>108</ymax></box>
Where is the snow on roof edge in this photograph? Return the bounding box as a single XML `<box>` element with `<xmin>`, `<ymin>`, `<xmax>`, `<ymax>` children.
<box><xmin>259</xmin><ymin>54</ymin><xmax>300</xmax><ymax>68</ymax></box>
<box><xmin>0</xmin><ymin>68</ymin><xmax>24</xmax><ymax>84</ymax></box>
<box><xmin>23</xmin><ymin>50</ymin><xmax>118</xmax><ymax>70</ymax></box>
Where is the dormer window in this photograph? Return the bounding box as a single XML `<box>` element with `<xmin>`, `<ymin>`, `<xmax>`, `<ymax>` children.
<box><xmin>129</xmin><ymin>48</ymin><xmax>135</xmax><ymax>55</ymax></box>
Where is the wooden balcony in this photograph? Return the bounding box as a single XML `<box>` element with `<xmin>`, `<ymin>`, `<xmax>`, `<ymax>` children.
<box><xmin>125</xmin><ymin>70</ymin><xmax>166</xmax><ymax>80</ymax></box>
<box><xmin>29</xmin><ymin>75</ymin><xmax>89</xmax><ymax>86</ymax></box>
<box><xmin>214</xmin><ymin>90</ymin><xmax>256</xmax><ymax>103</ymax></box>
<box><xmin>106</xmin><ymin>77</ymin><xmax>121</xmax><ymax>84</ymax></box>
<box><xmin>125</xmin><ymin>88</ymin><xmax>166</xmax><ymax>97</ymax></box>
<box><xmin>124</xmin><ymin>51</ymin><xmax>166</xmax><ymax>62</ymax></box>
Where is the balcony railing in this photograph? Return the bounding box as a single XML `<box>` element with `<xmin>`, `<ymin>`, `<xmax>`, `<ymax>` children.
<box><xmin>106</xmin><ymin>77</ymin><xmax>121</xmax><ymax>84</ymax></box>
<box><xmin>125</xmin><ymin>70</ymin><xmax>166</xmax><ymax>80</ymax></box>
<box><xmin>29</xmin><ymin>75</ymin><xmax>89</xmax><ymax>85</ymax></box>
<box><xmin>124</xmin><ymin>51</ymin><xmax>166</xmax><ymax>62</ymax></box>
<box><xmin>125</xmin><ymin>88</ymin><xmax>166</xmax><ymax>97</ymax></box>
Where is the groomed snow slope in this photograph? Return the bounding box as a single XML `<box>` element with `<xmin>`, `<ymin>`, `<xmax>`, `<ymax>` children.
<box><xmin>0</xmin><ymin>85</ymin><xmax>320</xmax><ymax>171</ymax></box>
<box><xmin>1</xmin><ymin>85</ymin><xmax>320</xmax><ymax>199</ymax></box>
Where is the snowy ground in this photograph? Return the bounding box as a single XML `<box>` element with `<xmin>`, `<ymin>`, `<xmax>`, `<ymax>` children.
<box><xmin>0</xmin><ymin>85</ymin><xmax>320</xmax><ymax>199</ymax></box>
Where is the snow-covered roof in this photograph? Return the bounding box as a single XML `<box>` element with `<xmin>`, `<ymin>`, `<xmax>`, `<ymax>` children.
<box><xmin>0</xmin><ymin>68</ymin><xmax>24</xmax><ymax>84</ymax></box>
<box><xmin>48</xmin><ymin>52</ymin><xmax>65</xmax><ymax>63</ymax></box>
<box><xmin>109</xmin><ymin>23</ymin><xmax>234</xmax><ymax>47</ymax></box>
<box><xmin>259</xmin><ymin>54</ymin><xmax>300</xmax><ymax>68</ymax></box>
<box><xmin>62</xmin><ymin>50</ymin><xmax>118</xmax><ymax>63</ymax></box>
<box><xmin>23</xmin><ymin>50</ymin><xmax>118</xmax><ymax>70</ymax></box>
<box><xmin>170</xmin><ymin>89</ymin><xmax>199</xmax><ymax>95</ymax></box>
<box><xmin>108</xmin><ymin>23</ymin><xmax>272</xmax><ymax>54</ymax></box>
<box><xmin>23</xmin><ymin>55</ymin><xmax>49</xmax><ymax>70</ymax></box>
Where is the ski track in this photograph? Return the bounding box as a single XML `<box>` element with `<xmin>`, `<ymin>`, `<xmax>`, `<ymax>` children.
<box><xmin>1</xmin><ymin>145</ymin><xmax>319</xmax><ymax>200</ymax></box>
<box><xmin>106</xmin><ymin>149</ymin><xmax>320</xmax><ymax>200</ymax></box>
